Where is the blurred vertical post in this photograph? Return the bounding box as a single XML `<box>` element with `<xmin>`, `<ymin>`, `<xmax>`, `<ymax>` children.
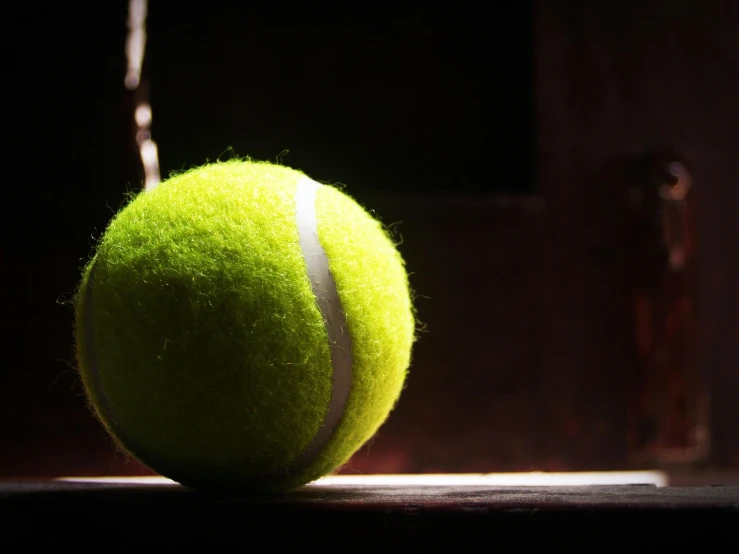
<box><xmin>125</xmin><ymin>0</ymin><xmax>160</xmax><ymax>191</ymax></box>
<box><xmin>627</xmin><ymin>151</ymin><xmax>708</xmax><ymax>464</ymax></box>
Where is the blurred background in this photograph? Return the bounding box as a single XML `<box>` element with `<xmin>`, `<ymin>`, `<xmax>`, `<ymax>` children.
<box><xmin>3</xmin><ymin>0</ymin><xmax>738</xmax><ymax>483</ymax></box>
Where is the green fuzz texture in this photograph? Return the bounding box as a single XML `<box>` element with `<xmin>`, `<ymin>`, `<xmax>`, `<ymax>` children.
<box><xmin>74</xmin><ymin>159</ymin><xmax>414</xmax><ymax>492</ymax></box>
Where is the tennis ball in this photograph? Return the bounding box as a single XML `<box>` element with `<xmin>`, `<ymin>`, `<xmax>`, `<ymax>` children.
<box><xmin>74</xmin><ymin>159</ymin><xmax>414</xmax><ymax>492</ymax></box>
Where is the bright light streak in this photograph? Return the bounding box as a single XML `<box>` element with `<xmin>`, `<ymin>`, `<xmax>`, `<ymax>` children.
<box><xmin>313</xmin><ymin>471</ymin><xmax>669</xmax><ymax>487</ymax></box>
<box><xmin>56</xmin><ymin>471</ymin><xmax>669</xmax><ymax>487</ymax></box>
<box><xmin>135</xmin><ymin>103</ymin><xmax>152</xmax><ymax>128</ymax></box>
<box><xmin>124</xmin><ymin>0</ymin><xmax>148</xmax><ymax>90</ymax></box>
<box><xmin>140</xmin><ymin>138</ymin><xmax>161</xmax><ymax>191</ymax></box>
<box><xmin>125</xmin><ymin>0</ymin><xmax>160</xmax><ymax>190</ymax></box>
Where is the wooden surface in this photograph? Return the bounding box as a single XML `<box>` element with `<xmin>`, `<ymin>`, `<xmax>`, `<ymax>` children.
<box><xmin>2</xmin><ymin>478</ymin><xmax>737</xmax><ymax>548</ymax></box>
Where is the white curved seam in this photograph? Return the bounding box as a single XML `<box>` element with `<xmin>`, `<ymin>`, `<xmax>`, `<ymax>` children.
<box><xmin>292</xmin><ymin>177</ymin><xmax>353</xmax><ymax>469</ymax></box>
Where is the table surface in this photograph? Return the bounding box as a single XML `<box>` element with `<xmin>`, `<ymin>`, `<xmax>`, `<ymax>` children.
<box><xmin>3</xmin><ymin>475</ymin><xmax>738</xmax><ymax>548</ymax></box>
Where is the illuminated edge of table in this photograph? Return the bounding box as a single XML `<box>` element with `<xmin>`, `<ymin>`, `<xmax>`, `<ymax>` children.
<box><xmin>55</xmin><ymin>471</ymin><xmax>668</xmax><ymax>487</ymax></box>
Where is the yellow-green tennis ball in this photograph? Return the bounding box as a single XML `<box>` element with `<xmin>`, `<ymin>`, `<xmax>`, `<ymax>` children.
<box><xmin>74</xmin><ymin>159</ymin><xmax>414</xmax><ymax>492</ymax></box>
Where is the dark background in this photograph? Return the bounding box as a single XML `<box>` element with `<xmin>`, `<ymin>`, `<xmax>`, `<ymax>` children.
<box><xmin>3</xmin><ymin>0</ymin><xmax>738</xmax><ymax>479</ymax></box>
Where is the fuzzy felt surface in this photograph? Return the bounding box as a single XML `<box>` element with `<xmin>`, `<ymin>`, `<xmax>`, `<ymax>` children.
<box><xmin>75</xmin><ymin>160</ymin><xmax>414</xmax><ymax>491</ymax></box>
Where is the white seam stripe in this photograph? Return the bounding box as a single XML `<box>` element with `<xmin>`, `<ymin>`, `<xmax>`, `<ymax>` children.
<box><xmin>292</xmin><ymin>177</ymin><xmax>353</xmax><ymax>470</ymax></box>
